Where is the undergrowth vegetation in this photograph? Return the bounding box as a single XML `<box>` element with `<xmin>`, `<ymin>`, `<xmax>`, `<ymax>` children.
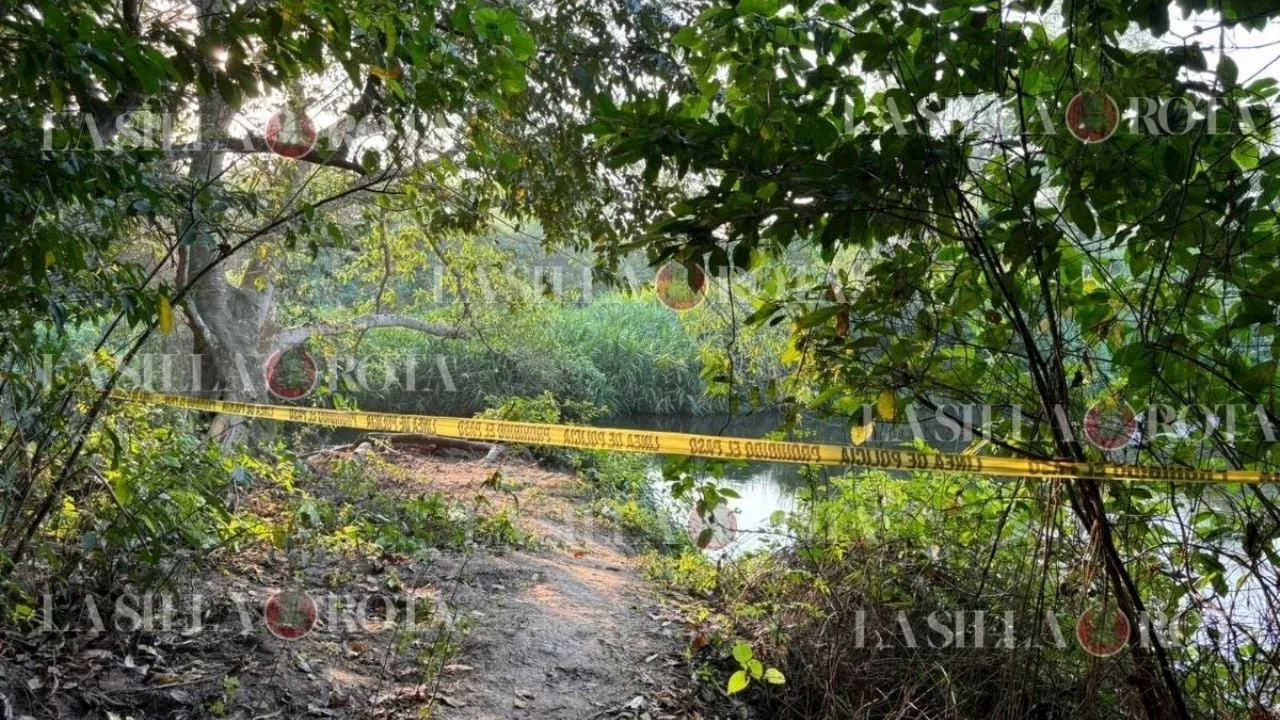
<box><xmin>2</xmin><ymin>400</ymin><xmax>530</xmax><ymax>641</ymax></box>
<box><xmin>0</xmin><ymin>394</ymin><xmax>559</xmax><ymax>717</ymax></box>
<box><xmin>647</xmin><ymin>469</ymin><xmax>1279</xmax><ymax>719</ymax></box>
<box><xmin>287</xmin><ymin>455</ymin><xmax>529</xmax><ymax>557</ymax></box>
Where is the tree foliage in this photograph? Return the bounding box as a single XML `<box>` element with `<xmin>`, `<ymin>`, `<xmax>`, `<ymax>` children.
<box><xmin>595</xmin><ymin>0</ymin><xmax>1280</xmax><ymax>716</ymax></box>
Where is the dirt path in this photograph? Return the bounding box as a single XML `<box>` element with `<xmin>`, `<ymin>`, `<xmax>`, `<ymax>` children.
<box><xmin>397</xmin><ymin>456</ymin><xmax>691</xmax><ymax>719</ymax></box>
<box><xmin>0</xmin><ymin>454</ymin><xmax>696</xmax><ymax>720</ymax></box>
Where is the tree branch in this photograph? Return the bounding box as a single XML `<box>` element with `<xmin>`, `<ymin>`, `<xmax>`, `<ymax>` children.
<box><xmin>189</xmin><ymin>136</ymin><xmax>372</xmax><ymax>174</ymax></box>
<box><xmin>272</xmin><ymin>313</ymin><xmax>468</xmax><ymax>353</ymax></box>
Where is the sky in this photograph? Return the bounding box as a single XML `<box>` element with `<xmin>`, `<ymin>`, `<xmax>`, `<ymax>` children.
<box><xmin>1164</xmin><ymin>10</ymin><xmax>1280</xmax><ymax>86</ymax></box>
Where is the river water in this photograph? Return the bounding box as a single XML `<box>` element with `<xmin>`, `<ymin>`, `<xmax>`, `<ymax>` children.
<box><xmin>607</xmin><ymin>412</ymin><xmax>905</xmax><ymax>554</ymax></box>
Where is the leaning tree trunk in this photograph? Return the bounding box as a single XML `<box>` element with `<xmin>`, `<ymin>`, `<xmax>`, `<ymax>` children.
<box><xmin>173</xmin><ymin>1</ymin><xmax>468</xmax><ymax>447</ymax></box>
<box><xmin>176</xmin><ymin>0</ymin><xmax>270</xmax><ymax>446</ymax></box>
<box><xmin>179</xmin><ymin>243</ymin><xmax>275</xmax><ymax>445</ymax></box>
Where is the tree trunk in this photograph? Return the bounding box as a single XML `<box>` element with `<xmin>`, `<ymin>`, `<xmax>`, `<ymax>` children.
<box><xmin>178</xmin><ymin>0</ymin><xmax>270</xmax><ymax>446</ymax></box>
<box><xmin>173</xmin><ymin>5</ymin><xmax>465</xmax><ymax>448</ymax></box>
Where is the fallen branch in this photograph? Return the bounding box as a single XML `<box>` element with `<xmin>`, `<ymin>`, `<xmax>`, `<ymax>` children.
<box><xmin>364</xmin><ymin>433</ymin><xmax>505</xmax><ymax>464</ymax></box>
<box><xmin>302</xmin><ymin>442</ymin><xmax>358</xmax><ymax>459</ymax></box>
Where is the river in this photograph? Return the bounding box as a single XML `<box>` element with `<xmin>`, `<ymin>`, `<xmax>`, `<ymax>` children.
<box><xmin>606</xmin><ymin>412</ymin><xmax>959</xmax><ymax>554</ymax></box>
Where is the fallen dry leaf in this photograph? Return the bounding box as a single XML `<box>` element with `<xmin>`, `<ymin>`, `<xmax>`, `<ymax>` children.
<box><xmin>689</xmin><ymin>632</ymin><xmax>709</xmax><ymax>651</ymax></box>
<box><xmin>436</xmin><ymin>694</ymin><xmax>465</xmax><ymax>709</ymax></box>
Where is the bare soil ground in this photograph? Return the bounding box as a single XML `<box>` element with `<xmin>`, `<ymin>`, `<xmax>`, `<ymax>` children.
<box><xmin>390</xmin><ymin>454</ymin><xmax>693</xmax><ymax>719</ymax></box>
<box><xmin>0</xmin><ymin>451</ymin><xmax>700</xmax><ymax>719</ymax></box>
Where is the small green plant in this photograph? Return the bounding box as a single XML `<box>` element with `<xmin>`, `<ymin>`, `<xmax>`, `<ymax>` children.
<box><xmin>640</xmin><ymin>549</ymin><xmax>719</xmax><ymax>593</ymax></box>
<box><xmin>726</xmin><ymin>642</ymin><xmax>785</xmax><ymax>695</ymax></box>
<box><xmin>204</xmin><ymin>674</ymin><xmax>241</xmax><ymax>716</ymax></box>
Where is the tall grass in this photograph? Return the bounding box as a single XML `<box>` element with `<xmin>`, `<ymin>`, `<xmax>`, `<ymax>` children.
<box><xmin>547</xmin><ymin>299</ymin><xmax>710</xmax><ymax>414</ymax></box>
<box><xmin>346</xmin><ymin>294</ymin><xmax>724</xmax><ymax>417</ymax></box>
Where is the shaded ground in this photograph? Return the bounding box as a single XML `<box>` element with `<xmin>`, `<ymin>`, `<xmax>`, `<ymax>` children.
<box><xmin>388</xmin><ymin>454</ymin><xmax>691</xmax><ymax>719</ymax></box>
<box><xmin>0</xmin><ymin>449</ymin><xmax>698</xmax><ymax>719</ymax></box>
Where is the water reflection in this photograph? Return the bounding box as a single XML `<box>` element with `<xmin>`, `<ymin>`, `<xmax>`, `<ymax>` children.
<box><xmin>607</xmin><ymin>413</ymin><xmax>847</xmax><ymax>554</ymax></box>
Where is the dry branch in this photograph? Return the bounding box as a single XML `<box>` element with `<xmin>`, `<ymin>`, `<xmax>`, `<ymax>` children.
<box><xmin>362</xmin><ymin>433</ymin><xmax>506</xmax><ymax>464</ymax></box>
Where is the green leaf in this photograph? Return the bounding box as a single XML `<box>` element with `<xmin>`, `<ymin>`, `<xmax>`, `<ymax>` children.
<box><xmin>1067</xmin><ymin>195</ymin><xmax>1095</xmax><ymax>238</ymax></box>
<box><xmin>818</xmin><ymin>4</ymin><xmax>849</xmax><ymax>20</ymax></box>
<box><xmin>509</xmin><ymin>31</ymin><xmax>536</xmax><ymax>62</ymax></box>
<box><xmin>1145</xmin><ymin>1</ymin><xmax>1170</xmax><ymax>35</ymax></box>
<box><xmin>727</xmin><ymin>670</ymin><xmax>750</xmax><ymax>694</ymax></box>
<box><xmin>1236</xmin><ymin>296</ymin><xmax>1274</xmax><ymax>327</ymax></box>
<box><xmin>499</xmin><ymin>62</ymin><xmax>527</xmax><ymax>93</ymax></box>
<box><xmin>796</xmin><ymin>305</ymin><xmax>842</xmax><ymax>328</ymax></box>
<box><xmin>763</xmin><ymin>667</ymin><xmax>786</xmax><ymax>684</ymax></box>
<box><xmin>672</xmin><ymin>27</ymin><xmax>699</xmax><ymax>48</ymax></box>
<box><xmin>732</xmin><ymin>642</ymin><xmax>754</xmax><ymax>666</ymax></box>
<box><xmin>1218</xmin><ymin>56</ymin><xmax>1239</xmax><ymax>90</ymax></box>
<box><xmin>1233</xmin><ymin>141</ymin><xmax>1259</xmax><ymax>170</ymax></box>
<box><xmin>736</xmin><ymin>0</ymin><xmax>780</xmax><ymax>17</ymax></box>
<box><xmin>1235</xmin><ymin>361</ymin><xmax>1276</xmax><ymax>394</ymax></box>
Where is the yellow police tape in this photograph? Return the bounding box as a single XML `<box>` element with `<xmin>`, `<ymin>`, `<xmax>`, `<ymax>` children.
<box><xmin>112</xmin><ymin>391</ymin><xmax>1278</xmax><ymax>485</ymax></box>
